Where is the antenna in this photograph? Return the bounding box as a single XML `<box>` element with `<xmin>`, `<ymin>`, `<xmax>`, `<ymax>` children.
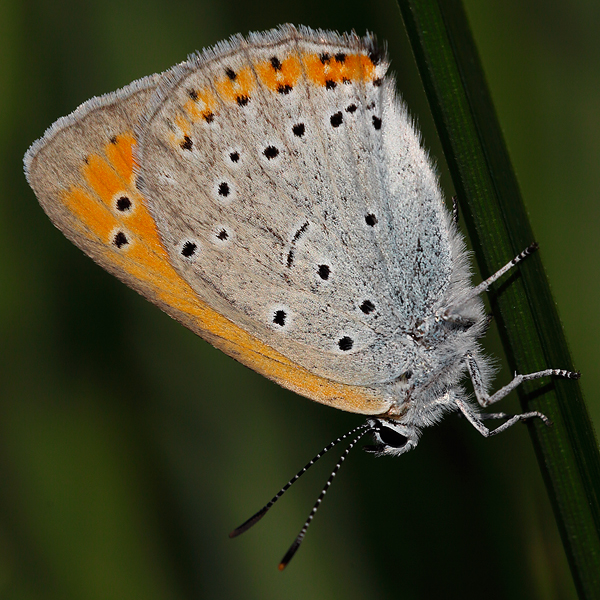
<box><xmin>278</xmin><ymin>426</ymin><xmax>372</xmax><ymax>570</ymax></box>
<box><xmin>229</xmin><ymin>421</ymin><xmax>377</xmax><ymax>568</ymax></box>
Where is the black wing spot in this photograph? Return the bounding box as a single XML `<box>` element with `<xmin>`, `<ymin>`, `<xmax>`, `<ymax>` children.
<box><xmin>273</xmin><ymin>310</ymin><xmax>287</xmax><ymax>326</ymax></box>
<box><xmin>236</xmin><ymin>95</ymin><xmax>250</xmax><ymax>106</ymax></box>
<box><xmin>270</xmin><ymin>56</ymin><xmax>282</xmax><ymax>71</ymax></box>
<box><xmin>225</xmin><ymin>67</ymin><xmax>236</xmax><ymax>80</ymax></box>
<box><xmin>346</xmin><ymin>104</ymin><xmax>358</xmax><ymax>113</ymax></box>
<box><xmin>338</xmin><ymin>336</ymin><xmax>353</xmax><ymax>351</ymax></box>
<box><xmin>116</xmin><ymin>196</ymin><xmax>132</xmax><ymax>212</ymax></box>
<box><xmin>180</xmin><ymin>136</ymin><xmax>193</xmax><ymax>150</ymax></box>
<box><xmin>330</xmin><ymin>112</ymin><xmax>343</xmax><ymax>127</ymax></box>
<box><xmin>181</xmin><ymin>241</ymin><xmax>197</xmax><ymax>258</ymax></box>
<box><xmin>325</xmin><ymin>79</ymin><xmax>337</xmax><ymax>90</ymax></box>
<box><xmin>318</xmin><ymin>264</ymin><xmax>330</xmax><ymax>280</ymax></box>
<box><xmin>320</xmin><ymin>53</ymin><xmax>330</xmax><ymax>64</ymax></box>
<box><xmin>372</xmin><ymin>116</ymin><xmax>382</xmax><ymax>130</ymax></box>
<box><xmin>229</xmin><ymin>151</ymin><xmax>240</xmax><ymax>163</ymax></box>
<box><xmin>216</xmin><ymin>229</ymin><xmax>229</xmax><ymax>241</ymax></box>
<box><xmin>335</xmin><ymin>52</ymin><xmax>346</xmax><ymax>63</ymax></box>
<box><xmin>113</xmin><ymin>231</ymin><xmax>129</xmax><ymax>249</ymax></box>
<box><xmin>360</xmin><ymin>300</ymin><xmax>375</xmax><ymax>314</ymax></box>
<box><xmin>263</xmin><ymin>146</ymin><xmax>279</xmax><ymax>160</ymax></box>
<box><xmin>218</xmin><ymin>182</ymin><xmax>230</xmax><ymax>197</ymax></box>
<box><xmin>110</xmin><ymin>135</ymin><xmax>118</xmax><ymax>145</ymax></box>
<box><xmin>188</xmin><ymin>89</ymin><xmax>199</xmax><ymax>100</ymax></box>
<box><xmin>365</xmin><ymin>213</ymin><xmax>378</xmax><ymax>226</ymax></box>
<box><xmin>203</xmin><ymin>112</ymin><xmax>214</xmax><ymax>123</ymax></box>
<box><xmin>373</xmin><ymin>77</ymin><xmax>383</xmax><ymax>87</ymax></box>
<box><xmin>278</xmin><ymin>84</ymin><xmax>293</xmax><ymax>95</ymax></box>
<box><xmin>292</xmin><ymin>123</ymin><xmax>305</xmax><ymax>137</ymax></box>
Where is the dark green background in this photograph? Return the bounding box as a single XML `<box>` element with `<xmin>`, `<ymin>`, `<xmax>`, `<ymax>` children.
<box><xmin>1</xmin><ymin>0</ymin><xmax>598</xmax><ymax>598</ymax></box>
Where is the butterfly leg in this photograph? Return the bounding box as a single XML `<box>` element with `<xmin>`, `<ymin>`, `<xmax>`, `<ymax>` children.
<box><xmin>454</xmin><ymin>396</ymin><xmax>550</xmax><ymax>437</ymax></box>
<box><xmin>451</xmin><ymin>195</ymin><xmax>459</xmax><ymax>225</ymax></box>
<box><xmin>458</xmin><ymin>352</ymin><xmax>579</xmax><ymax>436</ymax></box>
<box><xmin>468</xmin><ymin>242</ymin><xmax>539</xmax><ymax>300</ymax></box>
<box><xmin>465</xmin><ymin>352</ymin><xmax>579</xmax><ymax>408</ymax></box>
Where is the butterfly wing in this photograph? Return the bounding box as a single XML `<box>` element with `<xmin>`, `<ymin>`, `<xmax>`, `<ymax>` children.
<box><xmin>137</xmin><ymin>25</ymin><xmax>459</xmax><ymax>389</ymax></box>
<box><xmin>24</xmin><ymin>65</ymin><xmax>392</xmax><ymax>416</ymax></box>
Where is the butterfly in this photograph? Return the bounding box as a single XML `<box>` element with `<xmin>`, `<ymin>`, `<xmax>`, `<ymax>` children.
<box><xmin>24</xmin><ymin>24</ymin><xmax>579</xmax><ymax>568</ymax></box>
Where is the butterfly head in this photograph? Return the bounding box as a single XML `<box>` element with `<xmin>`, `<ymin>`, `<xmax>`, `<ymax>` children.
<box><xmin>363</xmin><ymin>418</ymin><xmax>419</xmax><ymax>457</ymax></box>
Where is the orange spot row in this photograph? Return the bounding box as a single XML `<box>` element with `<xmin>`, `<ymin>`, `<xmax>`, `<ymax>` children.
<box><xmin>302</xmin><ymin>52</ymin><xmax>376</xmax><ymax>87</ymax></box>
<box><xmin>180</xmin><ymin>51</ymin><xmax>376</xmax><ymax>126</ymax></box>
<box><xmin>255</xmin><ymin>56</ymin><xmax>302</xmax><ymax>92</ymax></box>
<box><xmin>214</xmin><ymin>66</ymin><xmax>256</xmax><ymax>104</ymax></box>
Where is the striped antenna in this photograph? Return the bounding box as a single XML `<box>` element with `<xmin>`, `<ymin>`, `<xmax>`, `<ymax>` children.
<box><xmin>229</xmin><ymin>423</ymin><xmax>371</xmax><ymax>539</ymax></box>
<box><xmin>278</xmin><ymin>425</ymin><xmax>374</xmax><ymax>570</ymax></box>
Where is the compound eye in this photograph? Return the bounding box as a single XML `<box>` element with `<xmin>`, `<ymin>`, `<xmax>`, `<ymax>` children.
<box><xmin>379</xmin><ymin>426</ymin><xmax>409</xmax><ymax>450</ymax></box>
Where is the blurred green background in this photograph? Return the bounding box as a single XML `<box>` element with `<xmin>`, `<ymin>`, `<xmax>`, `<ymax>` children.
<box><xmin>1</xmin><ymin>0</ymin><xmax>598</xmax><ymax>598</ymax></box>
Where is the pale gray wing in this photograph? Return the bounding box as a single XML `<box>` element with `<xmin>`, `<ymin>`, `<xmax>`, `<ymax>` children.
<box><xmin>137</xmin><ymin>25</ymin><xmax>458</xmax><ymax>386</ymax></box>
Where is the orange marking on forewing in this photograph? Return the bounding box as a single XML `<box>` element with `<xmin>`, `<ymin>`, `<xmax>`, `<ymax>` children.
<box><xmin>105</xmin><ymin>133</ymin><xmax>136</xmax><ymax>182</ymax></box>
<box><xmin>255</xmin><ymin>56</ymin><xmax>302</xmax><ymax>91</ymax></box>
<box><xmin>83</xmin><ymin>154</ymin><xmax>127</xmax><ymax>204</ymax></box>
<box><xmin>215</xmin><ymin>67</ymin><xmax>256</xmax><ymax>103</ymax></box>
<box><xmin>63</xmin><ymin>187</ymin><xmax>118</xmax><ymax>239</ymax></box>
<box><xmin>123</xmin><ymin>192</ymin><xmax>169</xmax><ymax>257</ymax></box>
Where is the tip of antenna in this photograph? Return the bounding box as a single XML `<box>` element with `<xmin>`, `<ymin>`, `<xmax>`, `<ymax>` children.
<box><xmin>279</xmin><ymin>539</ymin><xmax>302</xmax><ymax>571</ymax></box>
<box><xmin>278</xmin><ymin>539</ymin><xmax>301</xmax><ymax>570</ymax></box>
<box><xmin>229</xmin><ymin>506</ymin><xmax>269</xmax><ymax>538</ymax></box>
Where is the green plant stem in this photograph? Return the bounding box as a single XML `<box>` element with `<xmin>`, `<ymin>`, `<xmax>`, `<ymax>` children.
<box><xmin>396</xmin><ymin>0</ymin><xmax>600</xmax><ymax>597</ymax></box>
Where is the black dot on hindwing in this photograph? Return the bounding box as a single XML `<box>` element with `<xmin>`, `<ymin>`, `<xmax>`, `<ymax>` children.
<box><xmin>292</xmin><ymin>123</ymin><xmax>305</xmax><ymax>137</ymax></box>
<box><xmin>278</xmin><ymin>85</ymin><xmax>293</xmax><ymax>95</ymax></box>
<box><xmin>236</xmin><ymin>95</ymin><xmax>250</xmax><ymax>106</ymax></box>
<box><xmin>229</xmin><ymin>151</ymin><xmax>240</xmax><ymax>163</ymax></box>
<box><xmin>216</xmin><ymin>229</ymin><xmax>229</xmax><ymax>241</ymax></box>
<box><xmin>263</xmin><ymin>145</ymin><xmax>279</xmax><ymax>160</ymax></box>
<box><xmin>372</xmin><ymin>116</ymin><xmax>382</xmax><ymax>130</ymax></box>
<box><xmin>365</xmin><ymin>213</ymin><xmax>378</xmax><ymax>226</ymax></box>
<box><xmin>218</xmin><ymin>182</ymin><xmax>230</xmax><ymax>197</ymax></box>
<box><xmin>115</xmin><ymin>196</ymin><xmax>132</xmax><ymax>212</ymax></box>
<box><xmin>317</xmin><ymin>264</ymin><xmax>330</xmax><ymax>280</ymax></box>
<box><xmin>270</xmin><ymin>56</ymin><xmax>282</xmax><ymax>71</ymax></box>
<box><xmin>345</xmin><ymin>104</ymin><xmax>357</xmax><ymax>114</ymax></box>
<box><xmin>338</xmin><ymin>336</ymin><xmax>354</xmax><ymax>351</ymax></box>
<box><xmin>360</xmin><ymin>300</ymin><xmax>375</xmax><ymax>314</ymax></box>
<box><xmin>113</xmin><ymin>231</ymin><xmax>129</xmax><ymax>249</ymax></box>
<box><xmin>225</xmin><ymin>67</ymin><xmax>236</xmax><ymax>80</ymax></box>
<box><xmin>325</xmin><ymin>80</ymin><xmax>337</xmax><ymax>90</ymax></box>
<box><xmin>330</xmin><ymin>112</ymin><xmax>343</xmax><ymax>127</ymax></box>
<box><xmin>181</xmin><ymin>241</ymin><xmax>197</xmax><ymax>258</ymax></box>
<box><xmin>273</xmin><ymin>310</ymin><xmax>287</xmax><ymax>326</ymax></box>
<box><xmin>180</xmin><ymin>136</ymin><xmax>193</xmax><ymax>150</ymax></box>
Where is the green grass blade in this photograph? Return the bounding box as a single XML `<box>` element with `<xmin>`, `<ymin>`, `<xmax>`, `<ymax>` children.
<box><xmin>396</xmin><ymin>1</ymin><xmax>600</xmax><ymax>597</ymax></box>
